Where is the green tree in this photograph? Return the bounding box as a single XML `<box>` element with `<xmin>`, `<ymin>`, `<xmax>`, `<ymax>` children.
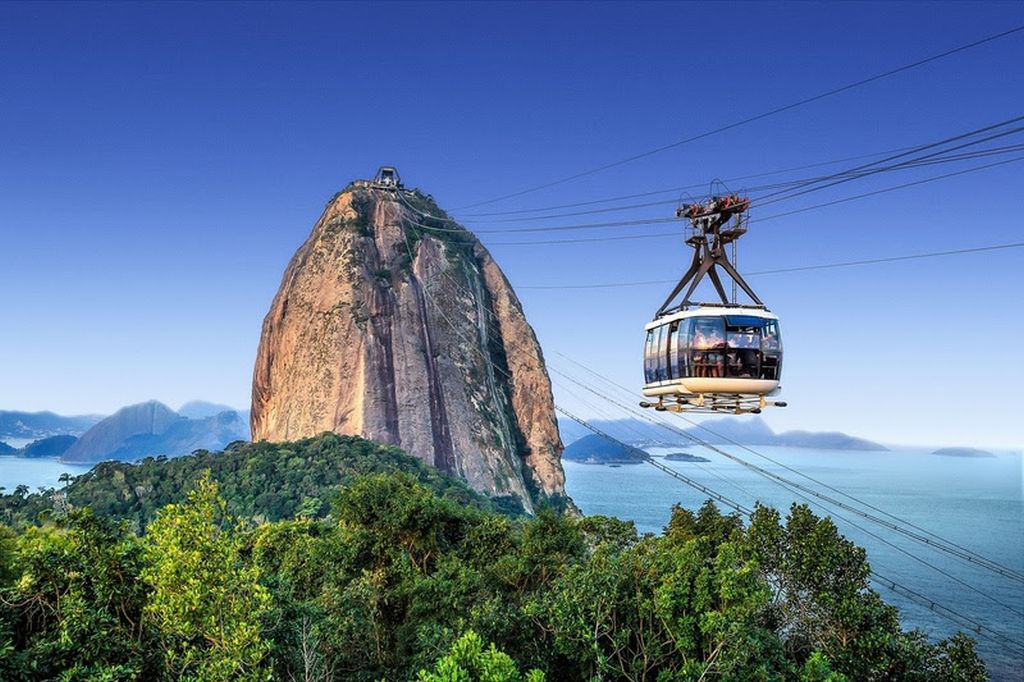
<box><xmin>799</xmin><ymin>651</ymin><xmax>849</xmax><ymax>682</ymax></box>
<box><xmin>532</xmin><ymin>504</ymin><xmax>784</xmax><ymax>681</ymax></box>
<box><xmin>417</xmin><ymin>630</ymin><xmax>544</xmax><ymax>682</ymax></box>
<box><xmin>141</xmin><ymin>475</ymin><xmax>271</xmax><ymax>681</ymax></box>
<box><xmin>0</xmin><ymin>511</ymin><xmax>156</xmax><ymax>680</ymax></box>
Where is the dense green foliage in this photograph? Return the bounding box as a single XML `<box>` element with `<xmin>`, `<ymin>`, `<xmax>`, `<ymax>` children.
<box><xmin>417</xmin><ymin>631</ymin><xmax>544</xmax><ymax>682</ymax></box>
<box><xmin>0</xmin><ymin>433</ymin><xmax>525</xmax><ymax>529</ymax></box>
<box><xmin>142</xmin><ymin>476</ymin><xmax>272</xmax><ymax>680</ymax></box>
<box><xmin>0</xmin><ymin>457</ymin><xmax>986</xmax><ymax>681</ymax></box>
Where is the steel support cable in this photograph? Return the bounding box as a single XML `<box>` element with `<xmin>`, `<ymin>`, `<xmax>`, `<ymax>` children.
<box><xmin>391</xmin><ymin>148</ymin><xmax>1024</xmax><ymax>260</ymax></box>
<box><xmin>456</xmin><ymin>141</ymin><xmax>1019</xmax><ymax>219</ymax></box>
<box><xmin>745</xmin><ymin>132</ymin><xmax>1024</xmax><ymax>215</ymax></box>
<box><xmin>748</xmin><ymin>117</ymin><xmax>1024</xmax><ymax>205</ymax></box>
<box><xmin>753</xmin><ymin>154</ymin><xmax>1024</xmax><ymax>223</ymax></box>
<box><xmin>457</xmin><ymin>144</ymin><xmax>923</xmax><ymax>218</ymax></box>
<box><xmin>483</xmin><ymin>154</ymin><xmax>1024</xmax><ymax>246</ymax></box>
<box><xmin>416</xmin><ymin>142</ymin><xmax>1024</xmax><ymax>235</ymax></box>
<box><xmin>466</xmin><ymin>139</ymin><xmax>1024</xmax><ymax>225</ymax></box>
<box><xmin>457</xmin><ymin>26</ymin><xmax>1024</xmax><ymax>210</ymax></box>
<box><xmin>469</xmin><ymin>136</ymin><xmax>1024</xmax><ymax>233</ymax></box>
<box><xmin>516</xmin><ymin>242</ymin><xmax>1024</xmax><ymax>289</ymax></box>
<box><xmin>553</xmin><ymin>401</ymin><xmax>1024</xmax><ymax>657</ymax></box>
<box><xmin>869</xmin><ymin>572</ymin><xmax>1024</xmax><ymax>654</ymax></box>
<box><xmin>470</xmin><ymin>150</ymin><xmax>1024</xmax><ymax>237</ymax></box>
<box><xmin>549</xmin><ymin>364</ymin><xmax>1024</xmax><ymax>624</ymax></box>
<box><xmin>555</xmin><ymin>355</ymin><xmax>1024</xmax><ymax>586</ymax></box>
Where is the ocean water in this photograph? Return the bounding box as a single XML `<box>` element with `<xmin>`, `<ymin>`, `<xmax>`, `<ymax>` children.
<box><xmin>0</xmin><ymin>456</ymin><xmax>91</xmax><ymax>493</ymax></box>
<box><xmin>564</xmin><ymin>447</ymin><xmax>1024</xmax><ymax>680</ymax></box>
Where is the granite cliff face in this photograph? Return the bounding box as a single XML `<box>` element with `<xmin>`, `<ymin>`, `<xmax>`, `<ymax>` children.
<box><xmin>251</xmin><ymin>181</ymin><xmax>567</xmax><ymax>511</ymax></box>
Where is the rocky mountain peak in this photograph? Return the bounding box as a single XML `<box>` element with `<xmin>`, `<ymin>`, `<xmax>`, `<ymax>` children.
<box><xmin>251</xmin><ymin>179</ymin><xmax>567</xmax><ymax>511</ymax></box>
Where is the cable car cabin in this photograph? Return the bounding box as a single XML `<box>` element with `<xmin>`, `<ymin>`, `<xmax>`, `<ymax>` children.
<box><xmin>642</xmin><ymin>306</ymin><xmax>784</xmax><ymax>414</ymax></box>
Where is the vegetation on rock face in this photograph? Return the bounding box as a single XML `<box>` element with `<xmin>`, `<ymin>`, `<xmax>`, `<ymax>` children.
<box><xmin>0</xmin><ymin>439</ymin><xmax>987</xmax><ymax>681</ymax></box>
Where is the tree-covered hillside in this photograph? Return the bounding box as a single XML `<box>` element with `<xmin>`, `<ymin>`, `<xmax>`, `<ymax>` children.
<box><xmin>0</xmin><ymin>433</ymin><xmax>524</xmax><ymax>529</ymax></box>
<box><xmin>0</xmin><ymin>433</ymin><xmax>988</xmax><ymax>681</ymax></box>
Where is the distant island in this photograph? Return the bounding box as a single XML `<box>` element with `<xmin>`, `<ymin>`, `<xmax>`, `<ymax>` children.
<box><xmin>664</xmin><ymin>452</ymin><xmax>711</xmax><ymax>463</ymax></box>
<box><xmin>932</xmin><ymin>447</ymin><xmax>996</xmax><ymax>458</ymax></box>
<box><xmin>563</xmin><ymin>434</ymin><xmax>646</xmax><ymax>465</ymax></box>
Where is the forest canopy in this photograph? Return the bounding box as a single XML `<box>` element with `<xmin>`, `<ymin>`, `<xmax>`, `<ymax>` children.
<box><xmin>0</xmin><ymin>434</ymin><xmax>987</xmax><ymax>681</ymax></box>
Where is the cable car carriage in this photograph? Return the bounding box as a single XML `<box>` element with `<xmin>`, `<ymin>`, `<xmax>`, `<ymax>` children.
<box><xmin>641</xmin><ymin>194</ymin><xmax>787</xmax><ymax>414</ymax></box>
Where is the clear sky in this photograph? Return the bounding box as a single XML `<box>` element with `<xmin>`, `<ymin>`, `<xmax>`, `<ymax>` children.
<box><xmin>1</xmin><ymin>1</ymin><xmax>1021</xmax><ymax>449</ymax></box>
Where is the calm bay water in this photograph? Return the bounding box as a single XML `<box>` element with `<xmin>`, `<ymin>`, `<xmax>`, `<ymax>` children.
<box><xmin>0</xmin><ymin>457</ymin><xmax>91</xmax><ymax>493</ymax></box>
<box><xmin>565</xmin><ymin>446</ymin><xmax>1024</xmax><ymax>680</ymax></box>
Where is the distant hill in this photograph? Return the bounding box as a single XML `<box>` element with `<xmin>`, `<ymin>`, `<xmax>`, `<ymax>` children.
<box><xmin>774</xmin><ymin>430</ymin><xmax>888</xmax><ymax>451</ymax></box>
<box><xmin>177</xmin><ymin>400</ymin><xmax>239</xmax><ymax>419</ymax></box>
<box><xmin>563</xmin><ymin>434</ymin><xmax>646</xmax><ymax>464</ymax></box>
<box><xmin>558</xmin><ymin>416</ymin><xmax>888</xmax><ymax>451</ymax></box>
<box><xmin>0</xmin><ymin>410</ymin><xmax>103</xmax><ymax>446</ymax></box>
<box><xmin>932</xmin><ymin>447</ymin><xmax>996</xmax><ymax>458</ymax></box>
<box><xmin>61</xmin><ymin>401</ymin><xmax>249</xmax><ymax>463</ymax></box>
<box><xmin>63</xmin><ymin>401</ymin><xmax>181</xmax><ymax>462</ymax></box>
<box><xmin>19</xmin><ymin>435</ymin><xmax>78</xmax><ymax>458</ymax></box>
<box><xmin>0</xmin><ymin>442</ymin><xmax>15</xmax><ymax>455</ymax></box>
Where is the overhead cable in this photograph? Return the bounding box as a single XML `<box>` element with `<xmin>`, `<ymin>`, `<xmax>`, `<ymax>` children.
<box><xmin>481</xmin><ymin>153</ymin><xmax>1024</xmax><ymax>245</ymax></box>
<box><xmin>516</xmin><ymin>242</ymin><xmax>1024</xmax><ymax>290</ymax></box>
<box><xmin>457</xmin><ymin>26</ymin><xmax>1024</xmax><ymax>209</ymax></box>
<box><xmin>466</xmin><ymin>138</ymin><xmax>1024</xmax><ymax>225</ymax></box>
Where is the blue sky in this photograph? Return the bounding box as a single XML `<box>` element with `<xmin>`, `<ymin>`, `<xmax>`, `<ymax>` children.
<box><xmin>1</xmin><ymin>1</ymin><xmax>1021</xmax><ymax>448</ymax></box>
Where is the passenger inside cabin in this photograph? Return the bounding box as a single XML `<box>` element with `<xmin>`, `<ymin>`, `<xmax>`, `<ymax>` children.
<box><xmin>692</xmin><ymin>318</ymin><xmax>726</xmax><ymax>377</ymax></box>
<box><xmin>736</xmin><ymin>349</ymin><xmax>758</xmax><ymax>377</ymax></box>
<box><xmin>709</xmin><ymin>352</ymin><xmax>725</xmax><ymax>377</ymax></box>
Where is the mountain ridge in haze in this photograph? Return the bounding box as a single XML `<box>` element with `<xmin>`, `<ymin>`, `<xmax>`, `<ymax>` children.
<box><xmin>50</xmin><ymin>401</ymin><xmax>250</xmax><ymax>463</ymax></box>
<box><xmin>558</xmin><ymin>416</ymin><xmax>889</xmax><ymax>451</ymax></box>
<box><xmin>0</xmin><ymin>410</ymin><xmax>103</xmax><ymax>446</ymax></box>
